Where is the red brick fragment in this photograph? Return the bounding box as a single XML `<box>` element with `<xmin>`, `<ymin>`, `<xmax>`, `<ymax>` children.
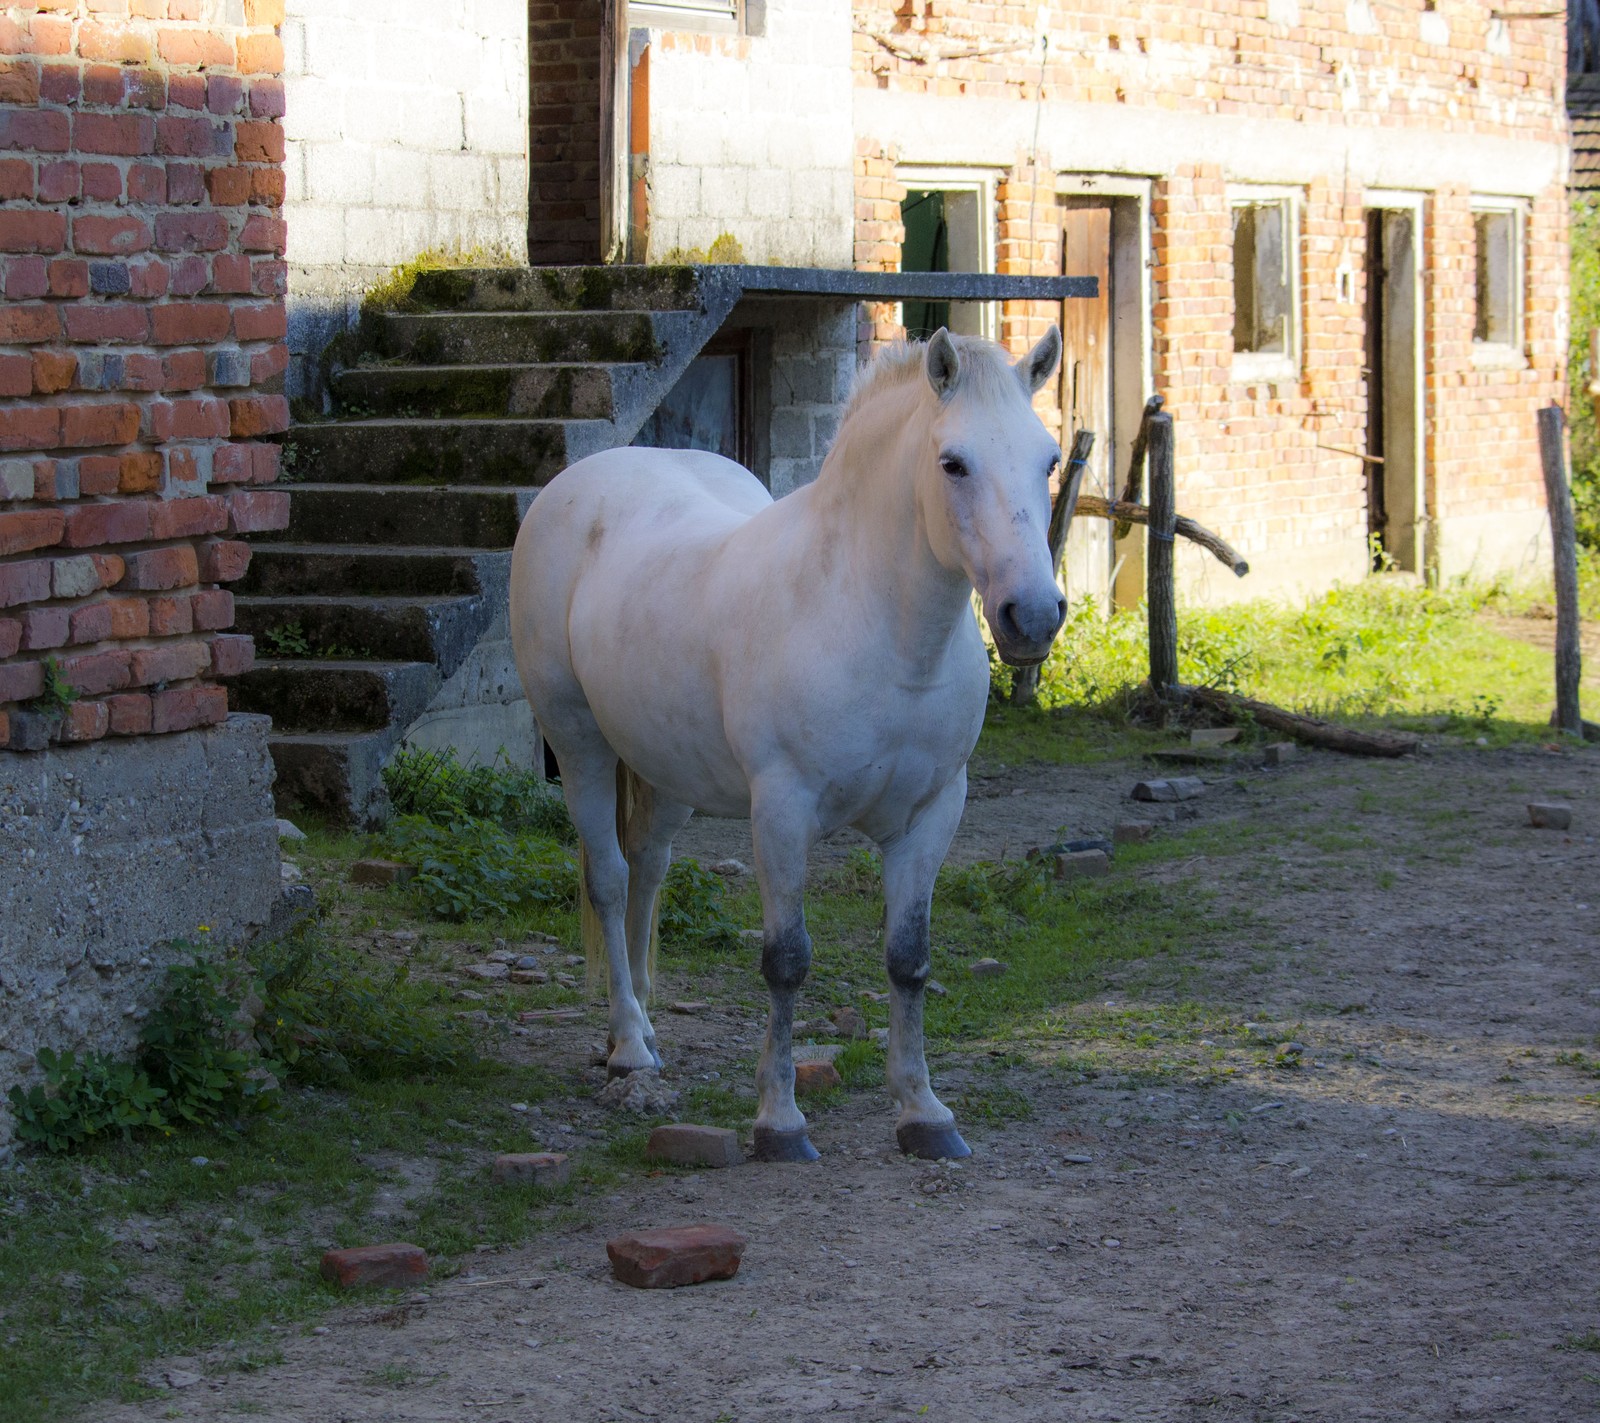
<box><xmin>58</xmin><ymin>699</ymin><xmax>109</xmax><ymax>743</ymax></box>
<box><xmin>491</xmin><ymin>1152</ymin><xmax>571</xmax><ymax>1186</ymax></box>
<box><xmin>150</xmin><ymin>683</ymin><xmax>226</xmax><ymax>732</ymax></box>
<box><xmin>606</xmin><ymin>1224</ymin><xmax>748</xmax><ymax>1289</ymax></box>
<box><xmin>209</xmin><ymin>632</ymin><xmax>253</xmax><ymax>677</ymax></box>
<box><xmin>644</xmin><ymin>1124</ymin><xmax>742</xmax><ymax>1169</ymax></box>
<box><xmin>120</xmin><ymin>544</ymin><xmax>199</xmax><ymax>591</ymax></box>
<box><xmin>107</xmin><ymin>691</ymin><xmax>152</xmax><ymax>735</ymax></box>
<box><xmin>319</xmin><ymin>1243</ymin><xmax>429</xmax><ymax>1291</ymax></box>
<box><xmin>794</xmin><ymin>1060</ymin><xmax>843</xmax><ymax>1095</ymax></box>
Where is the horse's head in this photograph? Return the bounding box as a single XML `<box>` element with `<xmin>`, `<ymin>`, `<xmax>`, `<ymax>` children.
<box><xmin>918</xmin><ymin>327</ymin><xmax>1067</xmax><ymax>667</ymax></box>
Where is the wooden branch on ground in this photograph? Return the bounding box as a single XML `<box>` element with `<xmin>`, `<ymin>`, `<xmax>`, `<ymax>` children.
<box><xmin>1179</xmin><ymin>684</ymin><xmax>1422</xmax><ymax>758</ymax></box>
<box><xmin>1114</xmin><ymin>395</ymin><xmax>1164</xmax><ymax>540</ymax></box>
<box><xmin>1075</xmin><ymin>495</ymin><xmax>1249</xmax><ymax>577</ymax></box>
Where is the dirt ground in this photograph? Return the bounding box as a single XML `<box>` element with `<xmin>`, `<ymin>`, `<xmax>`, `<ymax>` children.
<box><xmin>99</xmin><ymin>740</ymin><xmax>1600</xmax><ymax>1423</ymax></box>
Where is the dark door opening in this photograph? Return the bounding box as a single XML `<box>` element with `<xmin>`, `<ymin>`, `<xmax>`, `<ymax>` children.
<box><xmin>1362</xmin><ymin>207</ymin><xmax>1423</xmax><ymax>572</ymax></box>
<box><xmin>900</xmin><ymin>187</ymin><xmax>985</xmax><ymax>338</ymax></box>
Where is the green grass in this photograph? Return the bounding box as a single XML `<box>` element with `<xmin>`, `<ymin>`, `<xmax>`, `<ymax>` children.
<box><xmin>983</xmin><ymin>573</ymin><xmax>1598</xmax><ymax>756</ymax></box>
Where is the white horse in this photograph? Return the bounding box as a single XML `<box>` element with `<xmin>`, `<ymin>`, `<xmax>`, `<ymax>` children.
<box><xmin>509</xmin><ymin>327</ymin><xmax>1067</xmax><ymax>1161</ymax></box>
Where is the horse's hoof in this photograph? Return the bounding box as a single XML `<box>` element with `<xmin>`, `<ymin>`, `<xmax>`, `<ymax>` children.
<box><xmin>752</xmin><ymin>1127</ymin><xmax>821</xmax><ymax>1163</ymax></box>
<box><xmin>897</xmin><ymin>1121</ymin><xmax>971</xmax><ymax>1161</ymax></box>
<box><xmin>644</xmin><ymin>1035</ymin><xmax>664</xmax><ymax>1071</ymax></box>
<box><xmin>606</xmin><ymin>1059</ymin><xmax>656</xmax><ymax>1081</ymax></box>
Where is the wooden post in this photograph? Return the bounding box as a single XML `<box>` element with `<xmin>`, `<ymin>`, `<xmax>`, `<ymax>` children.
<box><xmin>1010</xmin><ymin>428</ymin><xmax>1095</xmax><ymax>706</ymax></box>
<box><xmin>1537</xmin><ymin>404</ymin><xmax>1584</xmax><ymax>737</ymax></box>
<box><xmin>1146</xmin><ymin>411</ymin><xmax>1178</xmax><ymax>692</ymax></box>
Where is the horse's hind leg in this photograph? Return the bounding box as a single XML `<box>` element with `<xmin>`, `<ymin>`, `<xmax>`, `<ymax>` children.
<box><xmin>749</xmin><ymin>790</ymin><xmax>821</xmax><ymax>1163</ymax></box>
<box><xmin>554</xmin><ymin>742</ymin><xmax>656</xmax><ymax>1078</ymax></box>
<box><xmin>621</xmin><ymin>773</ymin><xmax>693</xmax><ymax>1068</ymax></box>
<box><xmin>878</xmin><ymin>774</ymin><xmax>970</xmax><ymax>1160</ymax></box>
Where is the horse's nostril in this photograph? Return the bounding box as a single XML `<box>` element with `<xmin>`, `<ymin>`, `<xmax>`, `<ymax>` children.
<box><xmin>1054</xmin><ymin>595</ymin><xmax>1067</xmax><ymax>626</ymax></box>
<box><xmin>998</xmin><ymin>601</ymin><xmax>1022</xmax><ymax>641</ymax></box>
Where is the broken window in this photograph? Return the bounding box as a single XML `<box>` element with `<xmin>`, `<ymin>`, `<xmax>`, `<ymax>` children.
<box><xmin>1231</xmin><ymin>198</ymin><xmax>1294</xmax><ymax>358</ymax></box>
<box><xmin>1472</xmin><ymin>206</ymin><xmax>1521</xmax><ymax>349</ymax></box>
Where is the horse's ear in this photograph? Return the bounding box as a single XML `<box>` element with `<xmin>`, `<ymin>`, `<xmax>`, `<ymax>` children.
<box><xmin>925</xmin><ymin>328</ymin><xmax>961</xmax><ymax>400</ymax></box>
<box><xmin>1016</xmin><ymin>324</ymin><xmax>1062</xmax><ymax>393</ymax></box>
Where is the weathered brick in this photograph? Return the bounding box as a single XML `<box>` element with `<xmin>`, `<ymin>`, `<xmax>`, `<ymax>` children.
<box><xmin>20</xmin><ymin>605</ymin><xmax>69</xmax><ymax>651</ymax></box>
<box><xmin>606</xmin><ymin>1224</ymin><xmax>748</xmax><ymax>1289</ymax></box>
<box><xmin>234</xmin><ymin>120</ymin><xmax>284</xmax><ymax>165</ymax></box>
<box><xmin>0</xmin><ymin>617</ymin><xmax>19</xmax><ymax>658</ymax></box>
<box><xmin>4</xmin><ymin>708</ymin><xmax>53</xmax><ymax>751</ymax></box>
<box><xmin>73</xmin><ymin>213</ymin><xmax>153</xmax><ymax>256</ymax></box>
<box><xmin>57</xmin><ymin>698</ymin><xmax>109</xmax><ymax>743</ymax></box>
<box><xmin>645</xmin><ymin>1124</ymin><xmax>743</xmax><ymax>1169</ymax></box>
<box><xmin>189</xmin><ymin>587</ymin><xmax>233</xmax><ymax>630</ymax></box>
<box><xmin>151</xmin><ymin>396</ymin><xmax>229</xmax><ymax>441</ymax></box>
<box><xmin>74</xmin><ymin>111</ymin><xmax>155</xmax><ymax>156</ymax></box>
<box><xmin>0</xmin><ymin>60</ymin><xmax>40</xmax><ymax>105</ymax></box>
<box><xmin>48</xmin><ymin>258</ymin><xmax>88</xmax><ymax>298</ymax></box>
<box><xmin>150</xmin><ymin>301</ymin><xmax>231</xmax><ymax>345</ymax></box>
<box><xmin>0</xmin><ymin>157</ymin><xmax>32</xmax><ymax>200</ymax></box>
<box><xmin>62</xmin><ymin>303</ymin><xmax>147</xmax><ymax>343</ymax></box>
<box><xmin>205</xmin><ymin>165</ymin><xmax>250</xmax><ymax>206</ymax></box>
<box><xmin>31</xmin><ymin>350</ymin><xmax>75</xmax><ymax>395</ymax></box>
<box><xmin>119</xmin><ymin>544</ymin><xmax>199</xmax><ymax>591</ymax></box>
<box><xmin>146</xmin><ymin>594</ymin><xmax>193</xmax><ymax>637</ymax></box>
<box><xmin>77</xmin><ymin>457</ymin><xmax>117</xmax><ymax>496</ymax></box>
<box><xmin>0</xmin><ymin>355</ymin><xmax>31</xmax><ymax>398</ymax></box>
<box><xmin>149</xmin><ymin>495</ymin><xmax>227</xmax><ymax>541</ymax></box>
<box><xmin>197</xmin><ymin>538</ymin><xmax>250</xmax><ymax>582</ymax></box>
<box><xmin>107</xmin><ymin>690</ymin><xmax>152</xmax><ymax>734</ymax></box>
<box><xmin>68</xmin><ymin>600</ymin><xmax>113</xmax><ymax>644</ymax></box>
<box><xmin>0</xmin><ymin>305</ymin><xmax>61</xmax><ymax>344</ymax></box>
<box><xmin>0</xmin><ymin>559</ymin><xmax>52</xmax><ymax>608</ymax></box>
<box><xmin>149</xmin><ymin>683</ymin><xmax>227</xmax><ymax>732</ymax></box>
<box><xmin>490</xmin><ymin>1152</ymin><xmax>571</xmax><ymax>1186</ymax></box>
<box><xmin>0</xmin><ymin>210</ymin><xmax>66</xmax><ymax>254</ymax></box>
<box><xmin>232</xmin><ymin>303</ymin><xmax>285</xmax><ymax>341</ymax></box>
<box><xmin>206</xmin><ymin>73</ymin><xmax>245</xmax><ymax>115</ymax></box>
<box><xmin>208</xmin><ymin>632</ymin><xmax>252</xmax><ymax>677</ymax></box>
<box><xmin>0</xmin><ymin>459</ymin><xmax>33</xmax><ymax>500</ymax></box>
<box><xmin>228</xmin><ymin>395</ymin><xmax>288</xmax><ymax>437</ymax></box>
<box><xmin>0</xmin><ymin>661</ymin><xmax>46</xmax><ymax>705</ymax></box>
<box><xmin>130</xmin><ymin>639</ymin><xmax>210</xmax><ymax>687</ymax></box>
<box><xmin>154</xmin><ymin>210</ymin><xmax>227</xmax><ymax>253</ymax></box>
<box><xmin>35</xmin><ymin>159</ymin><xmax>77</xmax><ymax>202</ymax></box>
<box><xmin>0</xmin><ymin>509</ymin><xmax>64</xmax><ymax>557</ymax></box>
<box><xmin>58</xmin><ymin>648</ymin><xmax>131</xmax><ymax>696</ymax></box>
<box><xmin>318</xmin><ymin>1243</ymin><xmax>429</xmax><ymax>1290</ymax></box>
<box><xmin>227</xmin><ymin>488</ymin><xmax>288</xmax><ymax>533</ymax></box>
<box><xmin>62</xmin><ymin>500</ymin><xmax>151</xmax><ymax>548</ymax></box>
<box><xmin>794</xmin><ymin>1060</ymin><xmax>843</xmax><ymax>1095</ymax></box>
<box><xmin>59</xmin><ymin>403</ymin><xmax>141</xmax><ymax>450</ymax></box>
<box><xmin>118</xmin><ymin>450</ymin><xmax>163</xmax><ymax>494</ymax></box>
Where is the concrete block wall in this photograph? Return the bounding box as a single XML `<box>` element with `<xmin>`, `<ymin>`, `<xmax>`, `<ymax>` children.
<box><xmin>0</xmin><ymin>0</ymin><xmax>291</xmax><ymax>751</ymax></box>
<box><xmin>282</xmin><ymin>0</ymin><xmax>528</xmax><ymax>400</ymax></box>
<box><xmin>764</xmin><ymin>301</ymin><xmax>857</xmax><ymax>497</ymax></box>
<box><xmin>848</xmin><ymin>1</ymin><xmax>1569</xmax><ymax>598</ymax></box>
<box><xmin>637</xmin><ymin>0</ymin><xmax>855</xmax><ymax>266</ymax></box>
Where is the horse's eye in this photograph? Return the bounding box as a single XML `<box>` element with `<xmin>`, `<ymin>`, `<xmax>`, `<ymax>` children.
<box><xmin>940</xmin><ymin>455</ymin><xmax>968</xmax><ymax>479</ymax></box>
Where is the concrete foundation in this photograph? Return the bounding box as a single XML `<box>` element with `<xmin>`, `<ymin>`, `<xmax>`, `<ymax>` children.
<box><xmin>0</xmin><ymin>715</ymin><xmax>282</xmax><ymax>1143</ymax></box>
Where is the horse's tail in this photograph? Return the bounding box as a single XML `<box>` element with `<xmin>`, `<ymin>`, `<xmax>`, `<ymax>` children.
<box><xmin>579</xmin><ymin>763</ymin><xmax>660</xmax><ymax>1000</ymax></box>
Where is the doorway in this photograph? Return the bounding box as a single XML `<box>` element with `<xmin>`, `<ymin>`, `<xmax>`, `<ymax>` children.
<box><xmin>1362</xmin><ymin>202</ymin><xmax>1425</xmax><ymax>572</ymax></box>
<box><xmin>896</xmin><ymin>170</ymin><xmax>997</xmax><ymax>341</ymax></box>
<box><xmin>1056</xmin><ymin>183</ymin><xmax>1151</xmax><ymax>611</ymax></box>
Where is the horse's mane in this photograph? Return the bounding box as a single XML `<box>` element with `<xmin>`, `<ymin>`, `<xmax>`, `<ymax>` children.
<box><xmin>841</xmin><ymin>335</ymin><xmax>1023</xmax><ymax>424</ymax></box>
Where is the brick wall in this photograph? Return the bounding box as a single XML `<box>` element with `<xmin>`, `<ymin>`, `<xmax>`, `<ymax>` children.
<box><xmin>0</xmin><ymin>0</ymin><xmax>288</xmax><ymax>752</ymax></box>
<box><xmin>846</xmin><ymin>1</ymin><xmax>1568</xmax><ymax>594</ymax></box>
<box><xmin>528</xmin><ymin>0</ymin><xmax>601</xmax><ymax>264</ymax></box>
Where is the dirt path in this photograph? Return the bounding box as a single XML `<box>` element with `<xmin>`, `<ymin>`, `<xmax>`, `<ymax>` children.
<box><xmin>100</xmin><ymin>744</ymin><xmax>1600</xmax><ymax>1423</ymax></box>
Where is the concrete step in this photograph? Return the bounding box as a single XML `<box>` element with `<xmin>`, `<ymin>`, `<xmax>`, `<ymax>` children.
<box><xmin>331</xmin><ymin>361</ymin><xmax>653</xmax><ymax>421</ymax></box>
<box><xmin>268</xmin><ymin>729</ymin><xmax>394</xmax><ymax>828</ymax></box>
<box><xmin>234</xmin><ymin>593</ymin><xmax>494</xmax><ymax>678</ymax></box>
<box><xmin>232</xmin><ymin>658</ymin><xmax>439</xmax><ymax>735</ymax></box>
<box><xmin>410</xmin><ymin>264</ymin><xmax>702</xmax><ymax>313</ymax></box>
<box><xmin>267</xmin><ymin>483</ymin><xmax>535</xmax><ymax>548</ymax></box>
<box><xmin>286</xmin><ymin>417</ymin><xmax>612</xmax><ymax>488</ymax></box>
<box><xmin>238</xmin><ymin>544</ymin><xmax>511</xmax><ymax>599</ymax></box>
<box><xmin>375</xmin><ymin>310</ymin><xmax>664</xmax><ymax>366</ymax></box>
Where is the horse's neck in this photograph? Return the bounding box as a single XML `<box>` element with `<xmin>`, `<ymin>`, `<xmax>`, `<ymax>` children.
<box><xmin>798</xmin><ymin>385</ymin><xmax>973</xmax><ymax>668</ymax></box>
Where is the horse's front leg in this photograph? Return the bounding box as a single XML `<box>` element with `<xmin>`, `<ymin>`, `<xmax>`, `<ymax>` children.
<box><xmin>749</xmin><ymin>792</ymin><xmax>821</xmax><ymax>1163</ymax></box>
<box><xmin>879</xmin><ymin>773</ymin><xmax>970</xmax><ymax>1160</ymax></box>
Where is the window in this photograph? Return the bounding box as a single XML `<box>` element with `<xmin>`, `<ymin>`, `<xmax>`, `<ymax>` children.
<box><xmin>628</xmin><ymin>0</ymin><xmax>744</xmax><ymax>33</ymax></box>
<box><xmin>896</xmin><ymin>169</ymin><xmax>998</xmax><ymax>341</ymax></box>
<box><xmin>1230</xmin><ymin>190</ymin><xmax>1299</xmax><ymax>378</ymax></box>
<box><xmin>1471</xmin><ymin>203</ymin><xmax>1523</xmax><ymax>356</ymax></box>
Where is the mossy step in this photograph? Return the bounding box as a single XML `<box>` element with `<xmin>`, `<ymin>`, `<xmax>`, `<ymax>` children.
<box><xmin>264</xmin><ymin>484</ymin><xmax>535</xmax><ymax>549</ymax></box>
<box><xmin>409</xmin><ymin>264</ymin><xmax>702</xmax><ymax>314</ymax></box>
<box><xmin>266</xmin><ymin>729</ymin><xmax>394</xmax><ymax>829</ymax></box>
<box><xmin>234</xmin><ymin>593</ymin><xmax>494</xmax><ymax>677</ymax></box>
<box><xmin>232</xmin><ymin>658</ymin><xmax>439</xmax><ymax>736</ymax></box>
<box><xmin>375</xmin><ymin>310</ymin><xmax>664</xmax><ymax>365</ymax></box>
<box><xmin>287</xmin><ymin>417</ymin><xmax>613</xmax><ymax>488</ymax></box>
<box><xmin>332</xmin><ymin>363</ymin><xmax>647</xmax><ymax>421</ymax></box>
<box><xmin>237</xmin><ymin>544</ymin><xmax>510</xmax><ymax>599</ymax></box>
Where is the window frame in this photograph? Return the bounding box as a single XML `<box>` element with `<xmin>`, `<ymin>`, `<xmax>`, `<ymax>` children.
<box><xmin>1227</xmin><ymin>184</ymin><xmax>1302</xmax><ymax>383</ymax></box>
<box><xmin>894</xmin><ymin>165</ymin><xmax>1000</xmax><ymax>342</ymax></box>
<box><xmin>1468</xmin><ymin>197</ymin><xmax>1527</xmax><ymax>368</ymax></box>
<box><xmin>627</xmin><ymin>0</ymin><xmax>743</xmax><ymax>35</ymax></box>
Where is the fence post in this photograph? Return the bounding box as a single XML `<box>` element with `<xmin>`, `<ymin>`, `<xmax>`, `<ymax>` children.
<box><xmin>1146</xmin><ymin>411</ymin><xmax>1178</xmax><ymax>692</ymax></box>
<box><xmin>1537</xmin><ymin>404</ymin><xmax>1584</xmax><ymax>737</ymax></box>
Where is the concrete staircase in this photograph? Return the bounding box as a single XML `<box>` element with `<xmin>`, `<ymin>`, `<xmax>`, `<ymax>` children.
<box><xmin>233</xmin><ymin>265</ymin><xmax>741</xmax><ymax>826</ymax></box>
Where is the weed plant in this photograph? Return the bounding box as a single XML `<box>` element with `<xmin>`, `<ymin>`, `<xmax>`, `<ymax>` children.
<box><xmin>382</xmin><ymin>745</ymin><xmax>572</xmax><ymax>839</ymax></box>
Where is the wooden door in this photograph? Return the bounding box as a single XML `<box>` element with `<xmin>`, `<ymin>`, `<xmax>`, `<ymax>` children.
<box><xmin>1059</xmin><ymin>199</ymin><xmax>1114</xmax><ymax>605</ymax></box>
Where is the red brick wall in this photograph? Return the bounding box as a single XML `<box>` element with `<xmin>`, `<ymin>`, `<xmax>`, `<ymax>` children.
<box><xmin>528</xmin><ymin>0</ymin><xmax>602</xmax><ymax>265</ymax></box>
<box><xmin>0</xmin><ymin>0</ymin><xmax>287</xmax><ymax>752</ymax></box>
<box><xmin>851</xmin><ymin>3</ymin><xmax>1568</xmax><ymax>584</ymax></box>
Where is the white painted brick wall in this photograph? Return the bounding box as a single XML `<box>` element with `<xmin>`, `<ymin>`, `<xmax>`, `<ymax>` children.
<box><xmin>284</xmin><ymin>0</ymin><xmax>528</xmax><ymax>400</ymax></box>
<box><xmin>642</xmin><ymin>0</ymin><xmax>854</xmax><ymax>267</ymax></box>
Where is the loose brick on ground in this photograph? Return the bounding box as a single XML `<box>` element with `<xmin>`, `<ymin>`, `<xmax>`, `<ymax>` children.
<box><xmin>645</xmin><ymin>1124</ymin><xmax>742</xmax><ymax>1169</ymax></box>
<box><xmin>606</xmin><ymin>1224</ymin><xmax>747</xmax><ymax>1289</ymax></box>
<box><xmin>794</xmin><ymin>1060</ymin><xmax>842</xmax><ymax>1095</ymax></box>
<box><xmin>319</xmin><ymin>1243</ymin><xmax>428</xmax><ymax>1290</ymax></box>
<box><xmin>491</xmin><ymin>1152</ymin><xmax>571</xmax><ymax>1186</ymax></box>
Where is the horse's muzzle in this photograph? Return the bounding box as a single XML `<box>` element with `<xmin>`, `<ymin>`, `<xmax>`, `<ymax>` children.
<box><xmin>992</xmin><ymin>593</ymin><xmax>1066</xmax><ymax>667</ymax></box>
